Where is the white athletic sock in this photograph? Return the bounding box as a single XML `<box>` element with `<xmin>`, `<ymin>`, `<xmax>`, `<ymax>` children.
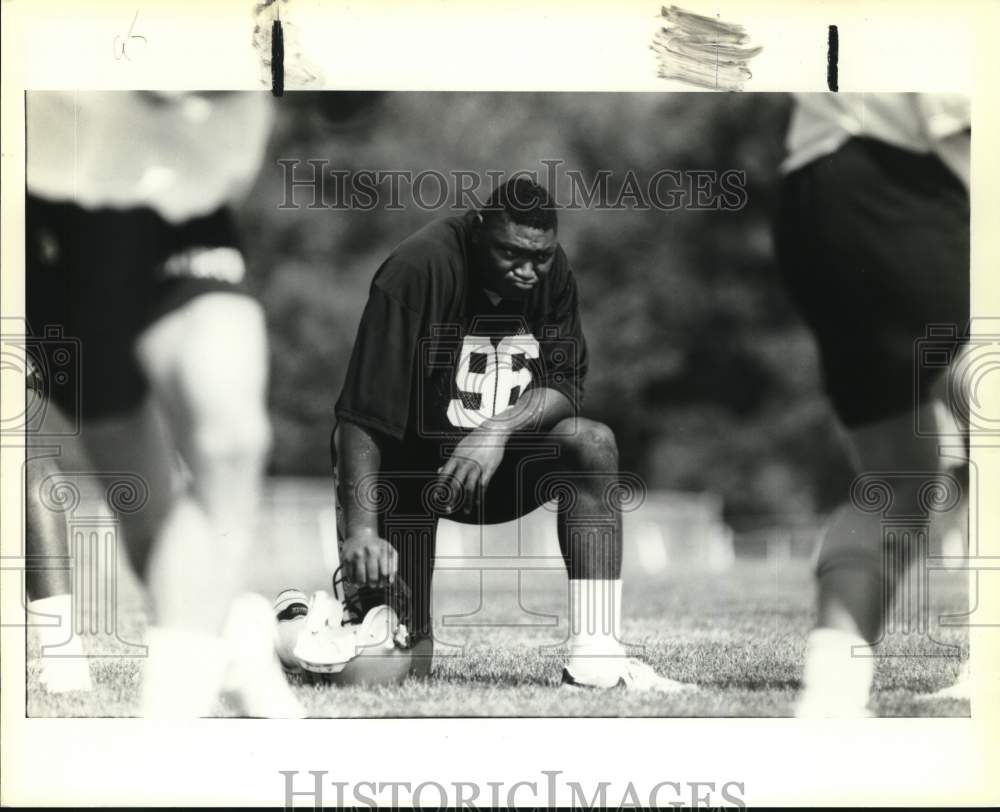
<box><xmin>141</xmin><ymin>626</ymin><xmax>227</xmax><ymax>718</ymax></box>
<box><xmin>31</xmin><ymin>594</ymin><xmax>92</xmax><ymax>693</ymax></box>
<box><xmin>568</xmin><ymin>578</ymin><xmax>624</xmax><ymax>652</ymax></box>
<box><xmin>796</xmin><ymin>628</ymin><xmax>874</xmax><ymax>717</ymax></box>
<box><xmin>565</xmin><ymin>579</ymin><xmax>627</xmax><ymax>686</ymax></box>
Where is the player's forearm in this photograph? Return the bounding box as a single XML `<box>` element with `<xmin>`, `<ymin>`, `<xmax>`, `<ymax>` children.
<box><xmin>480</xmin><ymin>387</ymin><xmax>574</xmax><ymax>438</ymax></box>
<box><xmin>334</xmin><ymin>420</ymin><xmax>384</xmax><ymax>539</ymax></box>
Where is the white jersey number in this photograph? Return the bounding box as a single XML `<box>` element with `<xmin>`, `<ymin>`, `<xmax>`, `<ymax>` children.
<box><xmin>446</xmin><ymin>335</ymin><xmax>540</xmax><ymax>428</ymax></box>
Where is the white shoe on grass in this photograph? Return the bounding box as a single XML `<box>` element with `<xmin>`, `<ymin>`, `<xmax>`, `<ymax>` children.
<box><xmin>31</xmin><ymin>594</ymin><xmax>93</xmax><ymax>693</ymax></box>
<box><xmin>562</xmin><ymin>657</ymin><xmax>693</xmax><ymax>692</ymax></box>
<box><xmin>223</xmin><ymin>593</ymin><xmax>306</xmax><ymax>718</ymax></box>
<box><xmin>795</xmin><ymin>628</ymin><xmax>874</xmax><ymax>718</ymax></box>
<box><xmin>38</xmin><ymin>655</ymin><xmax>93</xmax><ymax>694</ymax></box>
<box><xmin>793</xmin><ymin>694</ymin><xmax>873</xmax><ymax>718</ymax></box>
<box><xmin>928</xmin><ymin>662</ymin><xmax>970</xmax><ymax>700</ymax></box>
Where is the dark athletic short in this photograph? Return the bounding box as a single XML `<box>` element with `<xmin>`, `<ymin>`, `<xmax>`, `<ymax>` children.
<box><xmin>334</xmin><ymin>434</ymin><xmax>614</xmax><ymax>640</ymax></box>
<box><xmin>774</xmin><ymin>136</ymin><xmax>970</xmax><ymax>428</ymax></box>
<box><xmin>26</xmin><ymin>195</ymin><xmax>252</xmax><ymax>421</ymax></box>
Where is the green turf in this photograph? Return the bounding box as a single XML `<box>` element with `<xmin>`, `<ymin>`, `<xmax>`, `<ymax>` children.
<box><xmin>25</xmin><ymin>559</ymin><xmax>970</xmax><ymax>718</ymax></box>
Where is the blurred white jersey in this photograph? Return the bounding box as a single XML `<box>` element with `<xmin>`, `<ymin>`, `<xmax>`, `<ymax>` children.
<box><xmin>783</xmin><ymin>93</ymin><xmax>970</xmax><ymax>173</ymax></box>
<box><xmin>27</xmin><ymin>92</ymin><xmax>274</xmax><ymax>223</ymax></box>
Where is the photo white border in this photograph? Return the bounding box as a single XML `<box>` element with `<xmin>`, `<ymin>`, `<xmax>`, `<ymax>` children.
<box><xmin>2</xmin><ymin>0</ymin><xmax>997</xmax><ymax>806</ymax></box>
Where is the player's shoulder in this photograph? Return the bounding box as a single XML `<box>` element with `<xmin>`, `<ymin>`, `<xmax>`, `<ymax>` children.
<box><xmin>528</xmin><ymin>242</ymin><xmax>580</xmax><ymax>326</ymax></box>
<box><xmin>544</xmin><ymin>243</ymin><xmax>577</xmax><ymax>297</ymax></box>
<box><xmin>372</xmin><ymin>215</ymin><xmax>468</xmax><ymax>309</ymax></box>
<box><xmin>552</xmin><ymin>242</ymin><xmax>573</xmax><ymax>280</ymax></box>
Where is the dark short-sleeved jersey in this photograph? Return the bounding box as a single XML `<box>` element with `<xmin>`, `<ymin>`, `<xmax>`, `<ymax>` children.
<box><xmin>335</xmin><ymin>214</ymin><xmax>588</xmax><ymax>465</ymax></box>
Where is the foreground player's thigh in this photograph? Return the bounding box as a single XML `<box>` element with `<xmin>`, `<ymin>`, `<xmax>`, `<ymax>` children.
<box><xmin>476</xmin><ymin>417</ymin><xmax>620</xmax><ymax>525</ymax></box>
<box><xmin>134</xmin><ymin>291</ymin><xmax>271</xmax><ymax>473</ymax></box>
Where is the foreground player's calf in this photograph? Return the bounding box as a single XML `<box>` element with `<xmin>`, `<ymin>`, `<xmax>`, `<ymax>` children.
<box><xmin>796</xmin><ymin>411</ymin><xmax>952</xmax><ymax>717</ymax></box>
<box><xmin>127</xmin><ymin>294</ymin><xmax>300</xmax><ymax>717</ymax></box>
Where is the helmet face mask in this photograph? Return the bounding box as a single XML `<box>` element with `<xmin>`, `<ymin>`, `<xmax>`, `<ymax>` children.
<box><xmin>273</xmin><ymin>569</ymin><xmax>415</xmax><ymax>686</ymax></box>
<box><xmin>335</xmin><ymin>566</ymin><xmax>414</xmax><ymax>638</ymax></box>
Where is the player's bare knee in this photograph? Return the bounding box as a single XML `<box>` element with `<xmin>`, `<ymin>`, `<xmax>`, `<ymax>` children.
<box><xmin>553</xmin><ymin>417</ymin><xmax>619</xmax><ymax>472</ymax></box>
<box><xmin>117</xmin><ymin>495</ymin><xmax>172</xmax><ymax>578</ymax></box>
<box><xmin>190</xmin><ymin>413</ymin><xmax>272</xmax><ymax>472</ymax></box>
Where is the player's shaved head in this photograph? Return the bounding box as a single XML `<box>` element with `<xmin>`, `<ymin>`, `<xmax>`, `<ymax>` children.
<box><xmin>481</xmin><ymin>177</ymin><xmax>558</xmax><ymax>233</ymax></box>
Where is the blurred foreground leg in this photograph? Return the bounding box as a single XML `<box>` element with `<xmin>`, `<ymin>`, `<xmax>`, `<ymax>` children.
<box><xmin>796</xmin><ymin>410</ymin><xmax>948</xmax><ymax>717</ymax></box>
<box><xmin>25</xmin><ymin>449</ymin><xmax>93</xmax><ymax>693</ymax></box>
<box><xmin>134</xmin><ymin>293</ymin><xmax>299</xmax><ymax>717</ymax></box>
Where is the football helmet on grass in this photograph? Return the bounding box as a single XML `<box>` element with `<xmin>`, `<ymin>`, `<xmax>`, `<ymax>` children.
<box><xmin>273</xmin><ymin>568</ymin><xmax>414</xmax><ymax>686</ymax></box>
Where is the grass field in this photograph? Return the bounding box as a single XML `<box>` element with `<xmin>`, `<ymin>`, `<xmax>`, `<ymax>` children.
<box><xmin>25</xmin><ymin>482</ymin><xmax>971</xmax><ymax>718</ymax></box>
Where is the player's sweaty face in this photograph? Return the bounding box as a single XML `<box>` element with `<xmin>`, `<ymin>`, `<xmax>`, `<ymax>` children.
<box><xmin>477</xmin><ymin>217</ymin><xmax>557</xmax><ymax>300</ymax></box>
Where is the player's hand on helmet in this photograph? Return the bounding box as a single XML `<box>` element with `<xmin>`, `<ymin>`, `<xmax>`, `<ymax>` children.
<box><xmin>341</xmin><ymin>531</ymin><xmax>398</xmax><ymax>587</ymax></box>
<box><xmin>437</xmin><ymin>428</ymin><xmax>508</xmax><ymax>516</ymax></box>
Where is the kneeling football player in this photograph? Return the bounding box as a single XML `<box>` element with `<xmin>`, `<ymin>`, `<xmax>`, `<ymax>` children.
<box><xmin>330</xmin><ymin>177</ymin><xmax>686</xmax><ymax>691</ymax></box>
